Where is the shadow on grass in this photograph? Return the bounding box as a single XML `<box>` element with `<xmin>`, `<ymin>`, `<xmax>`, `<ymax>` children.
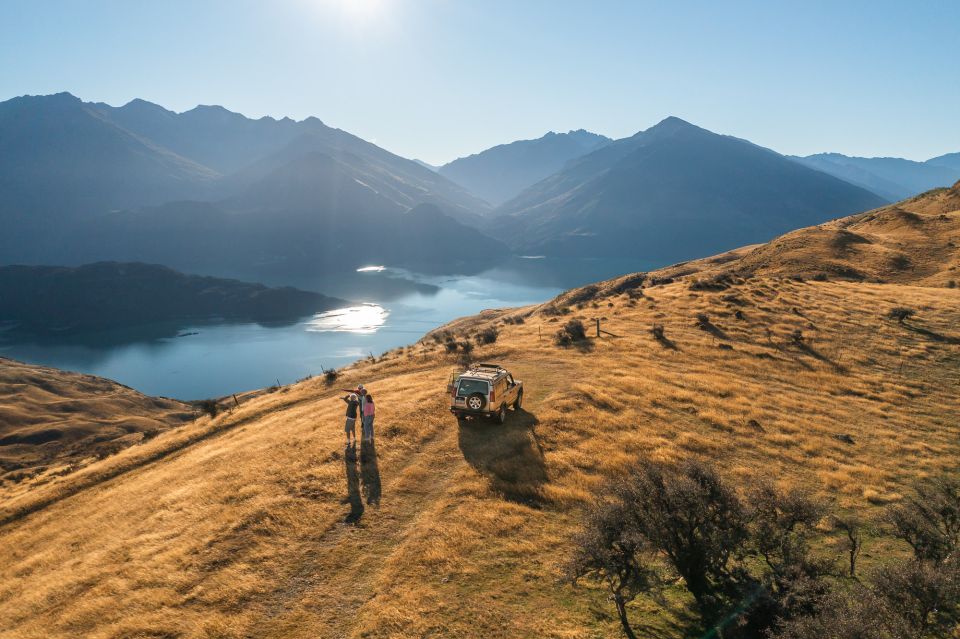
<box><xmin>360</xmin><ymin>438</ymin><xmax>381</xmax><ymax>507</ymax></box>
<box><xmin>795</xmin><ymin>342</ymin><xmax>847</xmax><ymax>372</ymax></box>
<box><xmin>697</xmin><ymin>318</ymin><xmax>729</xmax><ymax>341</ymax></box>
<box><xmin>457</xmin><ymin>407</ymin><xmax>548</xmax><ymax>507</ymax></box>
<box><xmin>343</xmin><ymin>443</ymin><xmax>364</xmax><ymax>524</ymax></box>
<box><xmin>901</xmin><ymin>321</ymin><xmax>960</xmax><ymax>345</ymax></box>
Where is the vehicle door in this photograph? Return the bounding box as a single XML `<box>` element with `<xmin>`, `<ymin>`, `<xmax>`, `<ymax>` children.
<box><xmin>501</xmin><ymin>375</ymin><xmax>516</xmax><ymax>405</ymax></box>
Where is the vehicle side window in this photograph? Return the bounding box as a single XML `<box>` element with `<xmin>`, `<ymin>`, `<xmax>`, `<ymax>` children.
<box><xmin>497</xmin><ymin>378</ymin><xmax>507</xmax><ymax>395</ymax></box>
<box><xmin>507</xmin><ymin>374</ymin><xmax>515</xmax><ymax>386</ymax></box>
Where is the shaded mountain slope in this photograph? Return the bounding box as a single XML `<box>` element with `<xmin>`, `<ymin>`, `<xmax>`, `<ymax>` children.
<box><xmin>629</xmin><ymin>180</ymin><xmax>960</xmax><ymax>288</ymax></box>
<box><xmin>0</xmin><ymin>262</ymin><xmax>347</xmax><ymax>334</ymax></box>
<box><xmin>438</xmin><ymin>130</ymin><xmax>611</xmax><ymax>206</ymax></box>
<box><xmin>0</xmin><ymin>358</ymin><xmax>192</xmax><ymax>503</ymax></box>
<box><xmin>1</xmin><ymin>191</ymin><xmax>957</xmax><ymax>637</ymax></box>
<box><xmin>793</xmin><ymin>152</ymin><xmax>960</xmax><ymax>201</ymax></box>
<box><xmin>493</xmin><ymin>117</ymin><xmax>887</xmax><ymax>262</ymax></box>
<box><xmin>0</xmin><ymin>93</ymin><xmax>218</xmax><ymax>216</ymax></box>
<box><xmin>0</xmin><ymin>93</ymin><xmax>492</xmax><ymax>271</ymax></box>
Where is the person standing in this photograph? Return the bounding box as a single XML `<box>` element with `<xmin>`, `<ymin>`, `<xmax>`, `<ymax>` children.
<box><xmin>362</xmin><ymin>394</ymin><xmax>376</xmax><ymax>443</ymax></box>
<box><xmin>342</xmin><ymin>393</ymin><xmax>360</xmax><ymax>445</ymax></box>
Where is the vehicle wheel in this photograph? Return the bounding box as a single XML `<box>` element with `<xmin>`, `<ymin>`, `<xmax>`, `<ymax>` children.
<box><xmin>513</xmin><ymin>390</ymin><xmax>523</xmax><ymax>410</ymax></box>
<box><xmin>496</xmin><ymin>404</ymin><xmax>507</xmax><ymax>424</ymax></box>
<box><xmin>466</xmin><ymin>393</ymin><xmax>486</xmax><ymax>411</ymax></box>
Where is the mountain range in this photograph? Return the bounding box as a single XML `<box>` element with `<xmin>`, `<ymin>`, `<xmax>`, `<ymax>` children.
<box><xmin>437</xmin><ymin>129</ymin><xmax>611</xmax><ymax>205</ymax></box>
<box><xmin>3</xmin><ymin>92</ymin><xmax>958</xmax><ymax>283</ymax></box>
<box><xmin>0</xmin><ymin>93</ymin><xmax>497</xmax><ymax>277</ymax></box>
<box><xmin>792</xmin><ymin>152</ymin><xmax>960</xmax><ymax>201</ymax></box>
<box><xmin>488</xmin><ymin>117</ymin><xmax>887</xmax><ymax>262</ymax></box>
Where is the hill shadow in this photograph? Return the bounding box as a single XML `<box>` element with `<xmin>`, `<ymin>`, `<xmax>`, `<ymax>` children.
<box><xmin>457</xmin><ymin>408</ymin><xmax>548</xmax><ymax>508</ymax></box>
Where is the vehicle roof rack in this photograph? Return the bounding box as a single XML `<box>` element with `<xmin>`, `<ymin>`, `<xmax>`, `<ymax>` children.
<box><xmin>474</xmin><ymin>363</ymin><xmax>502</xmax><ymax>370</ymax></box>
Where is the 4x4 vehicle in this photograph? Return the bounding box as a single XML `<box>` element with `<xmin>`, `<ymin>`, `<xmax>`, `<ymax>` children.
<box><xmin>448</xmin><ymin>363</ymin><xmax>523</xmax><ymax>424</ymax></box>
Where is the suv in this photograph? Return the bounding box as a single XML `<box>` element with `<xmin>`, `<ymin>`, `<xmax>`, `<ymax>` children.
<box><xmin>448</xmin><ymin>363</ymin><xmax>523</xmax><ymax>424</ymax></box>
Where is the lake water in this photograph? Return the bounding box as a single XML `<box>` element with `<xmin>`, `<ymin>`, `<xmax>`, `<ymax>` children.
<box><xmin>0</xmin><ymin>258</ymin><xmax>653</xmax><ymax>400</ymax></box>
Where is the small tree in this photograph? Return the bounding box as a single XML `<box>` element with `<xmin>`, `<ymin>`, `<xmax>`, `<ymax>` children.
<box><xmin>566</xmin><ymin>495</ymin><xmax>658</xmax><ymax>639</ymax></box>
<box><xmin>198</xmin><ymin>399</ymin><xmax>219</xmax><ymax>418</ymax></box>
<box><xmin>888</xmin><ymin>474</ymin><xmax>960</xmax><ymax>564</ymax></box>
<box><xmin>622</xmin><ymin>461</ymin><xmax>749</xmax><ymax>615</ymax></box>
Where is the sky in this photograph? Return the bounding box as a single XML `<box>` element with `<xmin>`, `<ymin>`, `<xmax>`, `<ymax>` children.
<box><xmin>1</xmin><ymin>0</ymin><xmax>958</xmax><ymax>165</ymax></box>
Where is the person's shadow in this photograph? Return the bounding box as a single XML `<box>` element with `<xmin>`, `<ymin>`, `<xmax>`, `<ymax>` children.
<box><xmin>359</xmin><ymin>439</ymin><xmax>382</xmax><ymax>507</ymax></box>
<box><xmin>457</xmin><ymin>407</ymin><xmax>547</xmax><ymax>507</ymax></box>
<box><xmin>343</xmin><ymin>444</ymin><xmax>364</xmax><ymax>524</ymax></box>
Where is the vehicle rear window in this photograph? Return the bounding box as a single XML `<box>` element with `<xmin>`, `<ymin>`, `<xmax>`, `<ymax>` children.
<box><xmin>457</xmin><ymin>378</ymin><xmax>489</xmax><ymax>396</ymax></box>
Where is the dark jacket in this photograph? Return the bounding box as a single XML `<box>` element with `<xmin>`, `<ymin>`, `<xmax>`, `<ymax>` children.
<box><xmin>342</xmin><ymin>397</ymin><xmax>359</xmax><ymax>419</ymax></box>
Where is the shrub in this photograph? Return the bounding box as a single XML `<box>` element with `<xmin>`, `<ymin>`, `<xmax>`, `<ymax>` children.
<box><xmin>198</xmin><ymin>399</ymin><xmax>219</xmax><ymax>418</ymax></box>
<box><xmin>651</xmin><ymin>324</ymin><xmax>665</xmax><ymax>341</ymax></box>
<box><xmin>555</xmin><ymin>319</ymin><xmax>587</xmax><ymax>346</ymax></box>
<box><xmin>475</xmin><ymin>326</ymin><xmax>499</xmax><ymax>345</ymax></box>
<box><xmin>947</xmin><ymin>280</ymin><xmax>956</xmax><ymax>289</ymax></box>
<box><xmin>611</xmin><ymin>273</ymin><xmax>647</xmax><ymax>295</ymax></box>
<box><xmin>888</xmin><ymin>307</ymin><xmax>915</xmax><ymax>323</ymax></box>
<box><xmin>695</xmin><ymin>312</ymin><xmax>711</xmax><ymax>329</ymax></box>
<box><xmin>444</xmin><ymin>340</ymin><xmax>460</xmax><ymax>353</ymax></box>
<box><xmin>689</xmin><ymin>272</ymin><xmax>735</xmax><ymax>291</ymax></box>
<box><xmin>324</xmin><ymin>369</ymin><xmax>338</xmax><ymax>384</ymax></box>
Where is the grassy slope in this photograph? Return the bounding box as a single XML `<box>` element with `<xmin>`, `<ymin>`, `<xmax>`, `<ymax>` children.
<box><xmin>0</xmin><ymin>187</ymin><xmax>958</xmax><ymax>638</ymax></box>
<box><xmin>0</xmin><ymin>358</ymin><xmax>193</xmax><ymax>504</ymax></box>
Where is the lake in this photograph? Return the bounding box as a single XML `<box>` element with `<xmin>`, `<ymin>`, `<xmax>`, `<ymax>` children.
<box><xmin>0</xmin><ymin>258</ymin><xmax>653</xmax><ymax>400</ymax></box>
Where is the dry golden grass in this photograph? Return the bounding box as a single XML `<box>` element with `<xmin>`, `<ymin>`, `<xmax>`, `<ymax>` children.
<box><xmin>0</xmin><ymin>357</ymin><xmax>193</xmax><ymax>503</ymax></box>
<box><xmin>0</xmin><ymin>185</ymin><xmax>958</xmax><ymax>637</ymax></box>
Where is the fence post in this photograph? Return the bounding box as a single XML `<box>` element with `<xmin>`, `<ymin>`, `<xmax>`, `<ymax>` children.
<box><xmin>596</xmin><ymin>318</ymin><xmax>601</xmax><ymax>337</ymax></box>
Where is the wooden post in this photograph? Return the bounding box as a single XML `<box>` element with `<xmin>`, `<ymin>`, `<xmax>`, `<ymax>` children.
<box><xmin>233</xmin><ymin>394</ymin><xmax>239</xmax><ymax>407</ymax></box>
<box><xmin>596</xmin><ymin>318</ymin><xmax>601</xmax><ymax>337</ymax></box>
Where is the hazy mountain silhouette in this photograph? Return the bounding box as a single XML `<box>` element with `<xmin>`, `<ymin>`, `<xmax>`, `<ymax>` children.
<box><xmin>792</xmin><ymin>153</ymin><xmax>960</xmax><ymax>201</ymax></box>
<box><xmin>0</xmin><ymin>93</ymin><xmax>498</xmax><ymax>273</ymax></box>
<box><xmin>491</xmin><ymin>117</ymin><xmax>887</xmax><ymax>262</ymax></box>
<box><xmin>439</xmin><ymin>130</ymin><xmax>611</xmax><ymax>205</ymax></box>
<box><xmin>0</xmin><ymin>262</ymin><xmax>347</xmax><ymax>334</ymax></box>
<box><xmin>0</xmin><ymin>93</ymin><xmax>218</xmax><ymax>215</ymax></box>
<box><xmin>927</xmin><ymin>151</ymin><xmax>960</xmax><ymax>172</ymax></box>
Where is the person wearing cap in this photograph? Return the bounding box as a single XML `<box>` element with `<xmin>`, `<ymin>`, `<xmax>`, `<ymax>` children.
<box><xmin>341</xmin><ymin>392</ymin><xmax>360</xmax><ymax>445</ymax></box>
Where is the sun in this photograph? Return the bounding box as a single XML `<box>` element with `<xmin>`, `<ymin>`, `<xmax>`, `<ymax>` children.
<box><xmin>336</xmin><ymin>0</ymin><xmax>388</xmax><ymax>23</ymax></box>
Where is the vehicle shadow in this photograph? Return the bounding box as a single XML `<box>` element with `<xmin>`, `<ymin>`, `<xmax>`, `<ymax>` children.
<box><xmin>343</xmin><ymin>444</ymin><xmax>364</xmax><ymax>524</ymax></box>
<box><xmin>457</xmin><ymin>407</ymin><xmax>548</xmax><ymax>508</ymax></box>
<box><xmin>359</xmin><ymin>439</ymin><xmax>382</xmax><ymax>507</ymax></box>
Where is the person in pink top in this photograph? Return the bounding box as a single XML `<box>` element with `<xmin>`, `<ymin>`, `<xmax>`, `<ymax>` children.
<box><xmin>361</xmin><ymin>394</ymin><xmax>376</xmax><ymax>443</ymax></box>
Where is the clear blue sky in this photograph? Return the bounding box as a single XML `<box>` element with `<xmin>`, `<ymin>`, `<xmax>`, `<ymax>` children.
<box><xmin>1</xmin><ymin>0</ymin><xmax>957</xmax><ymax>165</ymax></box>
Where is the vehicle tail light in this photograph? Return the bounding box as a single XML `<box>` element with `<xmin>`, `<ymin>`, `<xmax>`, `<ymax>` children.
<box><xmin>490</xmin><ymin>390</ymin><xmax>495</xmax><ymax>403</ymax></box>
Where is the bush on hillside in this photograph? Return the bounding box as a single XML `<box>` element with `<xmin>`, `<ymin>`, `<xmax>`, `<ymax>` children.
<box><xmin>888</xmin><ymin>307</ymin><xmax>915</xmax><ymax>323</ymax></box>
<box><xmin>198</xmin><ymin>399</ymin><xmax>219</xmax><ymax>418</ymax></box>
<box><xmin>555</xmin><ymin>319</ymin><xmax>587</xmax><ymax>346</ymax></box>
<box><xmin>570</xmin><ymin>464</ymin><xmax>960</xmax><ymax>639</ymax></box>
<box><xmin>476</xmin><ymin>326</ymin><xmax>499</xmax><ymax>345</ymax></box>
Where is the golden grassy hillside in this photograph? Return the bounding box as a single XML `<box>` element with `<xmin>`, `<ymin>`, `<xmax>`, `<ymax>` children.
<box><xmin>0</xmin><ymin>357</ymin><xmax>193</xmax><ymax>505</ymax></box>
<box><xmin>0</xmin><ymin>186</ymin><xmax>958</xmax><ymax>638</ymax></box>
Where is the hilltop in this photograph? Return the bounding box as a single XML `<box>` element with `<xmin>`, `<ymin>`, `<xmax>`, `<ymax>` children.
<box><xmin>0</xmin><ymin>186</ymin><xmax>957</xmax><ymax>637</ymax></box>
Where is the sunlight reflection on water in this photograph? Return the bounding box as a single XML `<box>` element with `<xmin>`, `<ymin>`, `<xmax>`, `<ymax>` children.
<box><xmin>306</xmin><ymin>304</ymin><xmax>389</xmax><ymax>334</ymax></box>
